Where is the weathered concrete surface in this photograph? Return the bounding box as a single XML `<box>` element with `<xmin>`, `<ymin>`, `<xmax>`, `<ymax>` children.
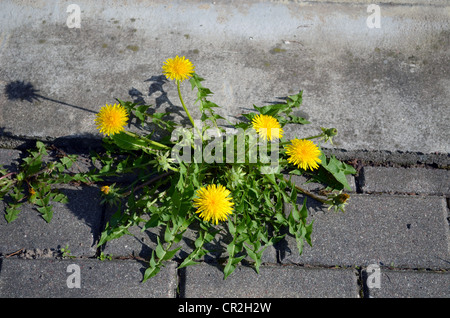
<box><xmin>362</xmin><ymin>268</ymin><xmax>450</xmax><ymax>298</ymax></box>
<box><xmin>0</xmin><ymin>0</ymin><xmax>449</xmax><ymax>155</ymax></box>
<box><xmin>360</xmin><ymin>166</ymin><xmax>450</xmax><ymax>195</ymax></box>
<box><xmin>281</xmin><ymin>194</ymin><xmax>450</xmax><ymax>270</ymax></box>
<box><xmin>181</xmin><ymin>263</ymin><xmax>359</xmax><ymax>298</ymax></box>
<box><xmin>0</xmin><ymin>185</ymin><xmax>103</xmax><ymax>257</ymax></box>
<box><xmin>0</xmin><ymin>258</ymin><xmax>177</xmax><ymax>297</ymax></box>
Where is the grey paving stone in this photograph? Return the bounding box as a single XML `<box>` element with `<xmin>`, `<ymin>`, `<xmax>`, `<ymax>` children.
<box><xmin>0</xmin><ymin>185</ymin><xmax>103</xmax><ymax>257</ymax></box>
<box><xmin>0</xmin><ymin>258</ymin><xmax>177</xmax><ymax>297</ymax></box>
<box><xmin>280</xmin><ymin>194</ymin><xmax>450</xmax><ymax>270</ymax></box>
<box><xmin>361</xmin><ymin>166</ymin><xmax>450</xmax><ymax>195</ymax></box>
<box><xmin>0</xmin><ymin>148</ymin><xmax>21</xmax><ymax>172</ymax></box>
<box><xmin>181</xmin><ymin>263</ymin><xmax>359</xmax><ymax>298</ymax></box>
<box><xmin>362</xmin><ymin>268</ymin><xmax>450</xmax><ymax>298</ymax></box>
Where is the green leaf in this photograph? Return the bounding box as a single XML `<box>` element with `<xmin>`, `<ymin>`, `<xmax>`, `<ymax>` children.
<box><xmin>241</xmin><ymin>113</ymin><xmax>257</xmax><ymax>122</ymax></box>
<box><xmin>162</xmin><ymin>246</ymin><xmax>182</xmax><ymax>261</ymax></box>
<box><xmin>97</xmin><ymin>223</ymin><xmax>132</xmax><ymax>247</ymax></box>
<box><xmin>189</xmin><ymin>73</ymin><xmax>205</xmax><ymax>90</ymax></box>
<box><xmin>5</xmin><ymin>204</ymin><xmax>21</xmax><ymax>223</ymax></box>
<box><xmin>111</xmin><ymin>132</ymin><xmax>148</xmax><ymax>151</ymax></box>
<box><xmin>253</xmin><ymin>103</ymin><xmax>289</xmax><ymax>116</ymax></box>
<box><xmin>299</xmin><ymin>197</ymin><xmax>308</xmax><ymax>220</ymax></box>
<box><xmin>223</xmin><ymin>254</ymin><xmax>245</xmax><ymax>280</ymax></box>
<box><xmin>286</xmin><ymin>91</ymin><xmax>303</xmax><ymax>108</ymax></box>
<box><xmin>35</xmin><ymin>141</ymin><xmax>48</xmax><ymax>156</ymax></box>
<box><xmin>144</xmin><ymin>213</ymin><xmax>160</xmax><ymax>229</ymax></box>
<box><xmin>305</xmin><ymin>220</ymin><xmax>314</xmax><ymax>247</ymax></box>
<box><xmin>37</xmin><ymin>205</ymin><xmax>53</xmax><ymax>223</ymax></box>
<box><xmin>60</xmin><ymin>156</ymin><xmax>76</xmax><ymax>170</ymax></box>
<box><xmin>318</xmin><ymin>153</ymin><xmax>355</xmax><ymax>190</ymax></box>
<box><xmin>228</xmin><ymin>218</ymin><xmax>236</xmax><ymax>235</ymax></box>
<box><xmin>51</xmin><ymin>192</ymin><xmax>68</xmax><ymax>204</ymax></box>
<box><xmin>142</xmin><ymin>251</ymin><xmax>161</xmax><ymax>282</ymax></box>
<box><xmin>286</xmin><ymin>115</ymin><xmax>310</xmax><ymax>125</ymax></box>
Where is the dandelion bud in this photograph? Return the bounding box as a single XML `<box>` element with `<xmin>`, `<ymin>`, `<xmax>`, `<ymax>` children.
<box><xmin>320</xmin><ymin>127</ymin><xmax>338</xmax><ymax>144</ymax></box>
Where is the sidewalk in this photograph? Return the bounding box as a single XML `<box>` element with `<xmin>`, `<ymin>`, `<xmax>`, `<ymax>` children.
<box><xmin>0</xmin><ymin>0</ymin><xmax>449</xmax><ymax>298</ymax></box>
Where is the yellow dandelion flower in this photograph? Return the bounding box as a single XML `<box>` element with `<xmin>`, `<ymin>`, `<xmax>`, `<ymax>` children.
<box><xmin>100</xmin><ymin>186</ymin><xmax>110</xmax><ymax>195</ymax></box>
<box><xmin>162</xmin><ymin>55</ymin><xmax>195</xmax><ymax>82</ymax></box>
<box><xmin>95</xmin><ymin>103</ymin><xmax>129</xmax><ymax>136</ymax></box>
<box><xmin>193</xmin><ymin>184</ymin><xmax>234</xmax><ymax>225</ymax></box>
<box><xmin>29</xmin><ymin>188</ymin><xmax>36</xmax><ymax>196</ymax></box>
<box><xmin>252</xmin><ymin>114</ymin><xmax>283</xmax><ymax>141</ymax></box>
<box><xmin>284</xmin><ymin>138</ymin><xmax>322</xmax><ymax>171</ymax></box>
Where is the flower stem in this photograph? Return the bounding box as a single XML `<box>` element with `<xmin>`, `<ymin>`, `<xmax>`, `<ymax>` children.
<box><xmin>122</xmin><ymin>130</ymin><xmax>169</xmax><ymax>150</ymax></box>
<box><xmin>279</xmin><ymin>133</ymin><xmax>325</xmax><ymax>145</ymax></box>
<box><xmin>177</xmin><ymin>80</ymin><xmax>203</xmax><ymax>140</ymax></box>
<box><xmin>282</xmin><ymin>176</ymin><xmax>327</xmax><ymax>204</ymax></box>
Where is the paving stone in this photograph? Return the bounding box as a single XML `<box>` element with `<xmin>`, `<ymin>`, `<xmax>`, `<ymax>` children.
<box><xmin>181</xmin><ymin>263</ymin><xmax>359</xmax><ymax>298</ymax></box>
<box><xmin>280</xmin><ymin>194</ymin><xmax>450</xmax><ymax>270</ymax></box>
<box><xmin>362</xmin><ymin>267</ymin><xmax>450</xmax><ymax>298</ymax></box>
<box><xmin>361</xmin><ymin>166</ymin><xmax>450</xmax><ymax>195</ymax></box>
<box><xmin>0</xmin><ymin>148</ymin><xmax>21</xmax><ymax>172</ymax></box>
<box><xmin>0</xmin><ymin>258</ymin><xmax>177</xmax><ymax>297</ymax></box>
<box><xmin>0</xmin><ymin>185</ymin><xmax>103</xmax><ymax>257</ymax></box>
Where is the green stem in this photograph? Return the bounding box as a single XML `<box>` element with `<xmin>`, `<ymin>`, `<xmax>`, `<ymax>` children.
<box><xmin>303</xmin><ymin>133</ymin><xmax>325</xmax><ymax>141</ymax></box>
<box><xmin>122</xmin><ymin>130</ymin><xmax>169</xmax><ymax>150</ymax></box>
<box><xmin>177</xmin><ymin>80</ymin><xmax>203</xmax><ymax>141</ymax></box>
<box><xmin>279</xmin><ymin>133</ymin><xmax>325</xmax><ymax>146</ymax></box>
<box><xmin>281</xmin><ymin>176</ymin><xmax>327</xmax><ymax>204</ymax></box>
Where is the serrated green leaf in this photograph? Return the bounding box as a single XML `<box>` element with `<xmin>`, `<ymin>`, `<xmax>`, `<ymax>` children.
<box><xmin>153</xmin><ymin>236</ymin><xmax>164</xmax><ymax>257</ymax></box>
<box><xmin>305</xmin><ymin>220</ymin><xmax>313</xmax><ymax>247</ymax></box>
<box><xmin>284</xmin><ymin>115</ymin><xmax>310</xmax><ymax>125</ymax></box>
<box><xmin>299</xmin><ymin>197</ymin><xmax>308</xmax><ymax>220</ymax></box>
<box><xmin>162</xmin><ymin>246</ymin><xmax>182</xmax><ymax>261</ymax></box>
<box><xmin>112</xmin><ymin>132</ymin><xmax>148</xmax><ymax>151</ymax></box>
<box><xmin>318</xmin><ymin>153</ymin><xmax>355</xmax><ymax>190</ymax></box>
<box><xmin>142</xmin><ymin>251</ymin><xmax>161</xmax><ymax>282</ymax></box>
<box><xmin>189</xmin><ymin>73</ymin><xmax>205</xmax><ymax>90</ymax></box>
<box><xmin>254</xmin><ymin>103</ymin><xmax>290</xmax><ymax>116</ymax></box>
<box><xmin>5</xmin><ymin>204</ymin><xmax>21</xmax><ymax>223</ymax></box>
<box><xmin>37</xmin><ymin>205</ymin><xmax>53</xmax><ymax>223</ymax></box>
<box><xmin>223</xmin><ymin>254</ymin><xmax>246</xmax><ymax>280</ymax></box>
<box><xmin>52</xmin><ymin>192</ymin><xmax>68</xmax><ymax>204</ymax></box>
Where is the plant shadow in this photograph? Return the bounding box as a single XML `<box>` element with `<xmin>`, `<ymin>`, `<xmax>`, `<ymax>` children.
<box><xmin>126</xmin><ymin>75</ymin><xmax>193</xmax><ymax>131</ymax></box>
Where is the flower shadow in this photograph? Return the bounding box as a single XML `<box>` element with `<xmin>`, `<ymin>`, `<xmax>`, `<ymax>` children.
<box><xmin>4</xmin><ymin>80</ymin><xmax>97</xmax><ymax>114</ymax></box>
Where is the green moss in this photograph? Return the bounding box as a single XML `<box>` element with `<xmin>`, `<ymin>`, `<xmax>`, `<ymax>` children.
<box><xmin>126</xmin><ymin>45</ymin><xmax>139</xmax><ymax>52</ymax></box>
<box><xmin>270</xmin><ymin>47</ymin><xmax>286</xmax><ymax>54</ymax></box>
